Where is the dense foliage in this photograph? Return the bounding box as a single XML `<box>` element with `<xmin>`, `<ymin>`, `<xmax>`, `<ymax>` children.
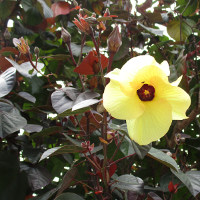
<box><xmin>0</xmin><ymin>0</ymin><xmax>200</xmax><ymax>199</ymax></box>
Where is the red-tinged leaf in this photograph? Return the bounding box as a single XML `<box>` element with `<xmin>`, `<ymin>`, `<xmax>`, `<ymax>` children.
<box><xmin>74</xmin><ymin>50</ymin><xmax>108</xmax><ymax>75</ymax></box>
<box><xmin>80</xmin><ymin>112</ymin><xmax>102</xmax><ymax>133</ymax></box>
<box><xmin>51</xmin><ymin>2</ymin><xmax>71</xmax><ymax>17</ymax></box>
<box><xmin>46</xmin><ymin>17</ymin><xmax>56</xmax><ymax>25</ymax></box>
<box><xmin>88</xmin><ymin>76</ymin><xmax>98</xmax><ymax>89</ymax></box>
<box><xmin>99</xmin><ymin>137</ymin><xmax>109</xmax><ymax>144</ymax></box>
<box><xmin>137</xmin><ymin>0</ymin><xmax>152</xmax><ymax>14</ymax></box>
<box><xmin>109</xmin><ymin>163</ymin><xmax>117</xmax><ymax>177</ymax></box>
<box><xmin>168</xmin><ymin>181</ymin><xmax>179</xmax><ymax>193</ymax></box>
<box><xmin>147</xmin><ymin>192</ymin><xmax>162</xmax><ymax>200</ymax></box>
<box><xmin>25</xmin><ymin>194</ymin><xmax>34</xmax><ymax>200</ymax></box>
<box><xmin>92</xmin><ymin>1</ymin><xmax>104</xmax><ymax>15</ymax></box>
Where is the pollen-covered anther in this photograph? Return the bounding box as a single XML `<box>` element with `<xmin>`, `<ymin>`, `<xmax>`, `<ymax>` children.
<box><xmin>137</xmin><ymin>84</ymin><xmax>155</xmax><ymax>101</ymax></box>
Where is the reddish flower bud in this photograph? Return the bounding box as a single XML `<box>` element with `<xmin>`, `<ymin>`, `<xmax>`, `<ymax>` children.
<box><xmin>81</xmin><ymin>141</ymin><xmax>94</xmax><ymax>153</ymax></box>
<box><xmin>107</xmin><ymin>25</ymin><xmax>122</xmax><ymax>53</ymax></box>
<box><xmin>73</xmin><ymin>14</ymin><xmax>93</xmax><ymax>35</ymax></box>
<box><xmin>13</xmin><ymin>37</ymin><xmax>30</xmax><ymax>55</ymax></box>
<box><xmin>104</xmin><ymin>8</ymin><xmax>110</xmax><ymax>17</ymax></box>
<box><xmin>61</xmin><ymin>27</ymin><xmax>71</xmax><ymax>44</ymax></box>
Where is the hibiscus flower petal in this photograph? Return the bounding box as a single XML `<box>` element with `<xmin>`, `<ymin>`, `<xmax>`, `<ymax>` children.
<box><xmin>161</xmin><ymin>85</ymin><xmax>190</xmax><ymax>120</ymax></box>
<box><xmin>120</xmin><ymin>55</ymin><xmax>169</xmax><ymax>82</ymax></box>
<box><xmin>126</xmin><ymin>99</ymin><xmax>172</xmax><ymax>145</ymax></box>
<box><xmin>171</xmin><ymin>76</ymin><xmax>182</xmax><ymax>86</ymax></box>
<box><xmin>160</xmin><ymin>60</ymin><xmax>170</xmax><ymax>76</ymax></box>
<box><xmin>103</xmin><ymin>80</ymin><xmax>144</xmax><ymax>120</ymax></box>
<box><xmin>150</xmin><ymin>75</ymin><xmax>190</xmax><ymax>120</ymax></box>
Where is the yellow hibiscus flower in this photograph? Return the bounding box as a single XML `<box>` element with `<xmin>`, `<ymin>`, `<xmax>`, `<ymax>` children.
<box><xmin>103</xmin><ymin>55</ymin><xmax>191</xmax><ymax>145</ymax></box>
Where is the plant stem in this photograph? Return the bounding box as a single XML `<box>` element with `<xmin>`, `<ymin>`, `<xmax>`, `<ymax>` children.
<box><xmin>101</xmin><ymin>111</ymin><xmax>109</xmax><ymax>193</ymax></box>
<box><xmin>91</xmin><ymin>34</ymin><xmax>106</xmax><ymax>87</ymax></box>
<box><xmin>109</xmin><ymin>134</ymin><xmax>125</xmax><ymax>163</ymax></box>
<box><xmin>110</xmin><ymin>153</ymin><xmax>136</xmax><ymax>166</ymax></box>
<box><xmin>67</xmin><ymin>40</ymin><xmax>85</xmax><ymax>91</ymax></box>
<box><xmin>107</xmin><ymin>52</ymin><xmax>115</xmax><ymax>74</ymax></box>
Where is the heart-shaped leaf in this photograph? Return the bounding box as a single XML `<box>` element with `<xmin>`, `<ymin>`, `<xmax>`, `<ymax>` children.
<box><xmin>5</xmin><ymin>58</ymin><xmax>44</xmax><ymax>78</ymax></box>
<box><xmin>147</xmin><ymin>147</ymin><xmax>179</xmax><ymax>172</ymax></box>
<box><xmin>112</xmin><ymin>174</ymin><xmax>144</xmax><ymax>194</ymax></box>
<box><xmin>55</xmin><ymin>192</ymin><xmax>84</xmax><ymax>200</ymax></box>
<box><xmin>0</xmin><ymin>67</ymin><xmax>16</xmax><ymax>97</ymax></box>
<box><xmin>51</xmin><ymin>87</ymin><xmax>79</xmax><ymax>114</ymax></box>
<box><xmin>18</xmin><ymin>92</ymin><xmax>36</xmax><ymax>103</ymax></box>
<box><xmin>0</xmin><ymin>99</ymin><xmax>27</xmax><ymax>138</ymax></box>
<box><xmin>171</xmin><ymin>169</ymin><xmax>200</xmax><ymax>197</ymax></box>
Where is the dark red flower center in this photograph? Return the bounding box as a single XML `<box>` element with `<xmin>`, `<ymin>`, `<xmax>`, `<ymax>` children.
<box><xmin>137</xmin><ymin>84</ymin><xmax>155</xmax><ymax>101</ymax></box>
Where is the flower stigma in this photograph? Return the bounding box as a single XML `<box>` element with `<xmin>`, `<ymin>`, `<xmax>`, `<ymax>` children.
<box><xmin>137</xmin><ymin>84</ymin><xmax>155</xmax><ymax>101</ymax></box>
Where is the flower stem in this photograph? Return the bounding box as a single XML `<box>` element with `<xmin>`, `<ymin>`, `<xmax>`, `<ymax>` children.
<box><xmin>91</xmin><ymin>34</ymin><xmax>106</xmax><ymax>87</ymax></box>
<box><xmin>107</xmin><ymin>52</ymin><xmax>115</xmax><ymax>74</ymax></box>
<box><xmin>67</xmin><ymin>40</ymin><xmax>85</xmax><ymax>91</ymax></box>
<box><xmin>101</xmin><ymin>111</ymin><xmax>109</xmax><ymax>193</ymax></box>
<box><xmin>109</xmin><ymin>133</ymin><xmax>125</xmax><ymax>163</ymax></box>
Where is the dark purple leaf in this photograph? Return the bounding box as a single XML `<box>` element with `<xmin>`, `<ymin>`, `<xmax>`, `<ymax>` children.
<box><xmin>112</xmin><ymin>174</ymin><xmax>144</xmax><ymax>194</ymax></box>
<box><xmin>147</xmin><ymin>192</ymin><xmax>163</xmax><ymax>200</ymax></box>
<box><xmin>56</xmin><ymin>168</ymin><xmax>78</xmax><ymax>196</ymax></box>
<box><xmin>24</xmin><ymin>124</ymin><xmax>43</xmax><ymax>133</ymax></box>
<box><xmin>0</xmin><ymin>67</ymin><xmax>16</xmax><ymax>97</ymax></box>
<box><xmin>51</xmin><ymin>87</ymin><xmax>79</xmax><ymax>114</ymax></box>
<box><xmin>55</xmin><ymin>192</ymin><xmax>84</xmax><ymax>200</ymax></box>
<box><xmin>0</xmin><ymin>100</ymin><xmax>27</xmax><ymax>138</ymax></box>
<box><xmin>18</xmin><ymin>92</ymin><xmax>36</xmax><ymax>103</ymax></box>
<box><xmin>5</xmin><ymin>58</ymin><xmax>44</xmax><ymax>78</ymax></box>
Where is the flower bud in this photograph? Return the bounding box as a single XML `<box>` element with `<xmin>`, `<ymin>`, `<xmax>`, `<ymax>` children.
<box><xmin>4</xmin><ymin>28</ymin><xmax>11</xmax><ymax>40</ymax></box>
<box><xmin>104</xmin><ymin>8</ymin><xmax>110</xmax><ymax>17</ymax></box>
<box><xmin>107</xmin><ymin>25</ymin><xmax>122</xmax><ymax>53</ymax></box>
<box><xmin>34</xmin><ymin>47</ymin><xmax>40</xmax><ymax>55</ymax></box>
<box><xmin>73</xmin><ymin>0</ymin><xmax>78</xmax><ymax>7</ymax></box>
<box><xmin>61</xmin><ymin>27</ymin><xmax>71</xmax><ymax>44</ymax></box>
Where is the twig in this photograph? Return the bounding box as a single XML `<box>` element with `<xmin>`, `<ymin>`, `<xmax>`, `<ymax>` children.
<box><xmin>109</xmin><ymin>134</ymin><xmax>125</xmax><ymax>163</ymax></box>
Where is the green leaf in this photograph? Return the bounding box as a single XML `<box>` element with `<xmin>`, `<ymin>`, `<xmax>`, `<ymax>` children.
<box><xmin>0</xmin><ymin>0</ymin><xmax>16</xmax><ymax>21</ymax></box>
<box><xmin>147</xmin><ymin>147</ymin><xmax>179</xmax><ymax>172</ymax></box>
<box><xmin>171</xmin><ymin>169</ymin><xmax>200</xmax><ymax>197</ymax></box>
<box><xmin>120</xmin><ymin>136</ymin><xmax>151</xmax><ymax>159</ymax></box>
<box><xmin>167</xmin><ymin>19</ymin><xmax>196</xmax><ymax>41</ymax></box>
<box><xmin>177</xmin><ymin>0</ymin><xmax>198</xmax><ymax>16</ymax></box>
<box><xmin>23</xmin><ymin>7</ymin><xmax>43</xmax><ymax>26</ymax></box>
<box><xmin>0</xmin><ymin>99</ymin><xmax>27</xmax><ymax>138</ymax></box>
<box><xmin>110</xmin><ymin>123</ymin><xmax>151</xmax><ymax>159</ymax></box>
<box><xmin>55</xmin><ymin>192</ymin><xmax>84</xmax><ymax>200</ymax></box>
